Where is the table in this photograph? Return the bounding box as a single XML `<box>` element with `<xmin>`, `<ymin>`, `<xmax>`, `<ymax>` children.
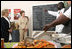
<box><xmin>4</xmin><ymin>41</ymin><xmax>62</xmax><ymax>48</ymax></box>
<box><xmin>4</xmin><ymin>42</ymin><xmax>18</xmax><ymax>48</ymax></box>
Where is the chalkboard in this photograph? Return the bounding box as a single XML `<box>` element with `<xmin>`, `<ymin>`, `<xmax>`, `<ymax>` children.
<box><xmin>33</xmin><ymin>4</ymin><xmax>58</xmax><ymax>31</ymax></box>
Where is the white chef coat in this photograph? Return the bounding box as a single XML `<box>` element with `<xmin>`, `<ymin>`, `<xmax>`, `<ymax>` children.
<box><xmin>3</xmin><ymin>16</ymin><xmax>12</xmax><ymax>41</ymax></box>
<box><xmin>48</xmin><ymin>8</ymin><xmax>65</xmax><ymax>32</ymax></box>
<box><xmin>63</xmin><ymin>6</ymin><xmax>71</xmax><ymax>19</ymax></box>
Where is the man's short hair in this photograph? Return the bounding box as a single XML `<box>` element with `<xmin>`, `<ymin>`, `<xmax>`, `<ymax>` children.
<box><xmin>2</xmin><ymin>9</ymin><xmax>9</xmax><ymax>16</ymax></box>
<box><xmin>58</xmin><ymin>2</ymin><xmax>65</xmax><ymax>8</ymax></box>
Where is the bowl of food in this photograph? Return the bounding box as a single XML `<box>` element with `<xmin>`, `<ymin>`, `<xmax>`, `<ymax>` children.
<box><xmin>12</xmin><ymin>40</ymin><xmax>57</xmax><ymax>48</ymax></box>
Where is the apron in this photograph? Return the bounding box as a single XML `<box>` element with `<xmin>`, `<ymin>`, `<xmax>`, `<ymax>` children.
<box><xmin>62</xmin><ymin>20</ymin><xmax>71</xmax><ymax>34</ymax></box>
<box><xmin>62</xmin><ymin>6</ymin><xmax>71</xmax><ymax>34</ymax></box>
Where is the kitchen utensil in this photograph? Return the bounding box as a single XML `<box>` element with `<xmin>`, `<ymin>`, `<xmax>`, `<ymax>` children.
<box><xmin>24</xmin><ymin>36</ymin><xmax>35</xmax><ymax>45</ymax></box>
<box><xmin>33</xmin><ymin>31</ymin><xmax>46</xmax><ymax>38</ymax></box>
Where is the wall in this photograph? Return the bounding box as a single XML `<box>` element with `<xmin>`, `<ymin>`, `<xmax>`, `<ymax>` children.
<box><xmin>1</xmin><ymin>1</ymin><xmax>63</xmax><ymax>37</ymax></box>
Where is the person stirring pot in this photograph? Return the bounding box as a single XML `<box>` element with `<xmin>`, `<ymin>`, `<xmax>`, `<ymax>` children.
<box><xmin>43</xmin><ymin>1</ymin><xmax>71</xmax><ymax>34</ymax></box>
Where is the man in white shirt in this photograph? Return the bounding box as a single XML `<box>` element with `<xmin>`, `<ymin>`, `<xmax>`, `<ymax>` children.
<box><xmin>43</xmin><ymin>1</ymin><xmax>71</xmax><ymax>33</ymax></box>
<box><xmin>63</xmin><ymin>6</ymin><xmax>71</xmax><ymax>19</ymax></box>
<box><xmin>48</xmin><ymin>2</ymin><xmax>65</xmax><ymax>33</ymax></box>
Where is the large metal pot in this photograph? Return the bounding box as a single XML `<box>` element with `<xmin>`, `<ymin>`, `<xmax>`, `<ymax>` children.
<box><xmin>52</xmin><ymin>33</ymin><xmax>71</xmax><ymax>44</ymax></box>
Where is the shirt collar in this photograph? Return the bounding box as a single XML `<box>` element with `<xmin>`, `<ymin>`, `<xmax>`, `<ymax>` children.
<box><xmin>3</xmin><ymin>16</ymin><xmax>8</xmax><ymax>19</ymax></box>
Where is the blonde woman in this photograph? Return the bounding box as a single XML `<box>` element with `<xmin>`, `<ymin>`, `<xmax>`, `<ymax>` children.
<box><xmin>1</xmin><ymin>9</ymin><xmax>12</xmax><ymax>42</ymax></box>
<box><xmin>18</xmin><ymin>10</ymin><xmax>29</xmax><ymax>42</ymax></box>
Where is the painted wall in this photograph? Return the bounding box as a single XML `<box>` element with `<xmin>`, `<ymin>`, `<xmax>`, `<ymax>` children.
<box><xmin>1</xmin><ymin>1</ymin><xmax>63</xmax><ymax>37</ymax></box>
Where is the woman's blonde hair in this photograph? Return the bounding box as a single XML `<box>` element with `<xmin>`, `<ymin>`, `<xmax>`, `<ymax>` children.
<box><xmin>2</xmin><ymin>9</ymin><xmax>9</xmax><ymax>16</ymax></box>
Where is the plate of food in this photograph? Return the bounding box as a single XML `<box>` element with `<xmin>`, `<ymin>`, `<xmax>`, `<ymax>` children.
<box><xmin>52</xmin><ymin>34</ymin><xmax>67</xmax><ymax>38</ymax></box>
<box><xmin>12</xmin><ymin>40</ymin><xmax>57</xmax><ymax>48</ymax></box>
<box><xmin>62</xmin><ymin>45</ymin><xmax>71</xmax><ymax>48</ymax></box>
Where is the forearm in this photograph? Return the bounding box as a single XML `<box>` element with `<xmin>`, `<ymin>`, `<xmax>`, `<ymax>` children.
<box><xmin>25</xmin><ymin>22</ymin><xmax>29</xmax><ymax>29</ymax></box>
<box><xmin>49</xmin><ymin>14</ymin><xmax>70</xmax><ymax>28</ymax></box>
<box><xmin>26</xmin><ymin>18</ymin><xmax>29</xmax><ymax>29</ymax></box>
<box><xmin>48</xmin><ymin>11</ymin><xmax>57</xmax><ymax>16</ymax></box>
<box><xmin>18</xmin><ymin>18</ymin><xmax>21</xmax><ymax>27</ymax></box>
